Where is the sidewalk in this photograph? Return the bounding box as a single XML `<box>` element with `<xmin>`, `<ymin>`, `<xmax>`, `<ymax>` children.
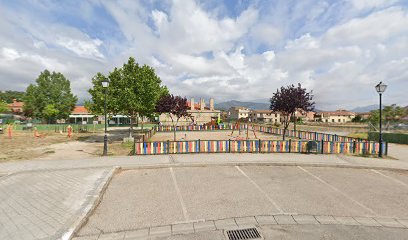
<box><xmin>1</xmin><ymin>151</ymin><xmax>408</xmax><ymax>175</ymax></box>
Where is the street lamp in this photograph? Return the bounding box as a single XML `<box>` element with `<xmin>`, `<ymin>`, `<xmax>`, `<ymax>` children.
<box><xmin>375</xmin><ymin>81</ymin><xmax>387</xmax><ymax>157</ymax></box>
<box><xmin>102</xmin><ymin>79</ymin><xmax>109</xmax><ymax>156</ymax></box>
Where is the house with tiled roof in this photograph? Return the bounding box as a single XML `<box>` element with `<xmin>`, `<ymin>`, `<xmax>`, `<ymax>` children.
<box><xmin>315</xmin><ymin>109</ymin><xmax>356</xmax><ymax>123</ymax></box>
<box><xmin>69</xmin><ymin>106</ymin><xmax>96</xmax><ymax>124</ymax></box>
<box><xmin>250</xmin><ymin>110</ymin><xmax>281</xmax><ymax>124</ymax></box>
<box><xmin>7</xmin><ymin>99</ymin><xmax>24</xmax><ymax>114</ymax></box>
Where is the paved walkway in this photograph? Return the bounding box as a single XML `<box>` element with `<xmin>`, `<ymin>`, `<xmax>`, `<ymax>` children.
<box><xmin>1</xmin><ymin>150</ymin><xmax>408</xmax><ymax>175</ymax></box>
<box><xmin>0</xmin><ymin>168</ymin><xmax>114</xmax><ymax>240</ymax></box>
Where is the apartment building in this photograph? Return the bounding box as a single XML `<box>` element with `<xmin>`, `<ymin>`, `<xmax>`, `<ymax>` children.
<box><xmin>250</xmin><ymin>110</ymin><xmax>281</xmax><ymax>124</ymax></box>
<box><xmin>228</xmin><ymin>106</ymin><xmax>250</xmax><ymax>120</ymax></box>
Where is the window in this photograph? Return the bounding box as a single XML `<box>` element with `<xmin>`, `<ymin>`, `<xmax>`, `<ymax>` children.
<box><xmin>338</xmin><ymin>119</ymin><xmax>341</xmax><ymax>122</ymax></box>
<box><xmin>332</xmin><ymin>119</ymin><xmax>335</xmax><ymax>122</ymax></box>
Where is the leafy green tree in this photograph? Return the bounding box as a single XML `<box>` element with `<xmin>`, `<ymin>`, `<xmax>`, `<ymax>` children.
<box><xmin>0</xmin><ymin>100</ymin><xmax>9</xmax><ymax>113</ymax></box>
<box><xmin>23</xmin><ymin>70</ymin><xmax>77</xmax><ymax>121</ymax></box>
<box><xmin>368</xmin><ymin>104</ymin><xmax>407</xmax><ymax>125</ymax></box>
<box><xmin>352</xmin><ymin>115</ymin><xmax>363</xmax><ymax>122</ymax></box>
<box><xmin>0</xmin><ymin>91</ymin><xmax>25</xmax><ymax>103</ymax></box>
<box><xmin>87</xmin><ymin>57</ymin><xmax>168</xmax><ymax>135</ymax></box>
<box><xmin>42</xmin><ymin>104</ymin><xmax>60</xmax><ymax>123</ymax></box>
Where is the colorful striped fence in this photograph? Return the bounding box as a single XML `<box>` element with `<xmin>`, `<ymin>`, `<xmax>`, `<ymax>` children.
<box><xmin>133</xmin><ymin>139</ymin><xmax>385</xmax><ymax>156</ymax></box>
<box><xmin>156</xmin><ymin>124</ymin><xmax>235</xmax><ymax>132</ymax></box>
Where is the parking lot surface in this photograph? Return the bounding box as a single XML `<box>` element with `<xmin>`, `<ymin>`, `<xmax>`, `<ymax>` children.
<box><xmin>78</xmin><ymin>165</ymin><xmax>408</xmax><ymax>237</ymax></box>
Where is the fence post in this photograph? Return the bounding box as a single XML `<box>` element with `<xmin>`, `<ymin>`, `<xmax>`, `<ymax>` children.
<box><xmin>385</xmin><ymin>142</ymin><xmax>388</xmax><ymax>155</ymax></box>
<box><xmin>198</xmin><ymin>139</ymin><xmax>201</xmax><ymax>153</ymax></box>
<box><xmin>229</xmin><ymin>139</ymin><xmax>231</xmax><ymax>153</ymax></box>
<box><xmin>353</xmin><ymin>140</ymin><xmax>356</xmax><ymax>154</ymax></box>
<box><xmin>321</xmin><ymin>140</ymin><xmax>324</xmax><ymax>154</ymax></box>
<box><xmin>258</xmin><ymin>139</ymin><xmax>261</xmax><ymax>153</ymax></box>
<box><xmin>132</xmin><ymin>137</ymin><xmax>136</xmax><ymax>155</ymax></box>
<box><xmin>289</xmin><ymin>139</ymin><xmax>292</xmax><ymax>153</ymax></box>
<box><xmin>167</xmin><ymin>140</ymin><xmax>170</xmax><ymax>154</ymax></box>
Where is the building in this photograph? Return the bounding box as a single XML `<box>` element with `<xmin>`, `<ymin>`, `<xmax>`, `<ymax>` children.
<box><xmin>294</xmin><ymin>109</ymin><xmax>315</xmax><ymax>122</ymax></box>
<box><xmin>7</xmin><ymin>99</ymin><xmax>24</xmax><ymax>114</ymax></box>
<box><xmin>158</xmin><ymin>98</ymin><xmax>221</xmax><ymax>125</ymax></box>
<box><xmin>228</xmin><ymin>107</ymin><xmax>250</xmax><ymax>120</ymax></box>
<box><xmin>69</xmin><ymin>106</ymin><xmax>95</xmax><ymax>124</ymax></box>
<box><xmin>250</xmin><ymin>110</ymin><xmax>281</xmax><ymax>124</ymax></box>
<box><xmin>315</xmin><ymin>109</ymin><xmax>356</xmax><ymax>123</ymax></box>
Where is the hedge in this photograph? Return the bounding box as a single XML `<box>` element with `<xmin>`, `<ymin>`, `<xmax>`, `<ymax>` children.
<box><xmin>368</xmin><ymin>132</ymin><xmax>408</xmax><ymax>145</ymax></box>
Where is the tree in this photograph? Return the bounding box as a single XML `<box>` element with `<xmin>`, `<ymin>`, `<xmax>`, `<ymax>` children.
<box><xmin>156</xmin><ymin>94</ymin><xmax>190</xmax><ymax>140</ymax></box>
<box><xmin>270</xmin><ymin>83</ymin><xmax>314</xmax><ymax>140</ymax></box>
<box><xmin>42</xmin><ymin>104</ymin><xmax>59</xmax><ymax>123</ymax></box>
<box><xmin>352</xmin><ymin>115</ymin><xmax>363</xmax><ymax>122</ymax></box>
<box><xmin>0</xmin><ymin>91</ymin><xmax>25</xmax><ymax>103</ymax></box>
<box><xmin>0</xmin><ymin>100</ymin><xmax>8</xmax><ymax>113</ymax></box>
<box><xmin>368</xmin><ymin>104</ymin><xmax>408</xmax><ymax>126</ymax></box>
<box><xmin>23</xmin><ymin>70</ymin><xmax>77</xmax><ymax>121</ymax></box>
<box><xmin>87</xmin><ymin>57</ymin><xmax>168</xmax><ymax>135</ymax></box>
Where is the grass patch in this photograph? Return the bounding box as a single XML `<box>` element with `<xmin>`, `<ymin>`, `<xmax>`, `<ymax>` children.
<box><xmin>347</xmin><ymin>132</ymin><xmax>368</xmax><ymax>139</ymax></box>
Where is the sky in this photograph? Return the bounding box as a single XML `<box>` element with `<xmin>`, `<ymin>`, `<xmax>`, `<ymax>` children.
<box><xmin>0</xmin><ymin>0</ymin><xmax>407</xmax><ymax>110</ymax></box>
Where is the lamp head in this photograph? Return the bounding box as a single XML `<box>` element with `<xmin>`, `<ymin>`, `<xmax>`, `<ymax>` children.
<box><xmin>375</xmin><ymin>81</ymin><xmax>387</xmax><ymax>94</ymax></box>
<box><xmin>101</xmin><ymin>79</ymin><xmax>109</xmax><ymax>88</ymax></box>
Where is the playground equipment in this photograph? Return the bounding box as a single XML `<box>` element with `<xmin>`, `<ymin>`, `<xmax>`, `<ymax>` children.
<box><xmin>230</xmin><ymin>118</ymin><xmax>258</xmax><ymax>140</ymax></box>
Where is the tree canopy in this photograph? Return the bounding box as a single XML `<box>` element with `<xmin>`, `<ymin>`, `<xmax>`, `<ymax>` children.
<box><xmin>368</xmin><ymin>104</ymin><xmax>407</xmax><ymax>124</ymax></box>
<box><xmin>270</xmin><ymin>83</ymin><xmax>314</xmax><ymax>140</ymax></box>
<box><xmin>0</xmin><ymin>91</ymin><xmax>25</xmax><ymax>103</ymax></box>
<box><xmin>0</xmin><ymin>100</ymin><xmax>8</xmax><ymax>113</ymax></box>
<box><xmin>155</xmin><ymin>94</ymin><xmax>190</xmax><ymax>140</ymax></box>
<box><xmin>87</xmin><ymin>57</ymin><xmax>168</xmax><ymax>130</ymax></box>
<box><xmin>23</xmin><ymin>70</ymin><xmax>77</xmax><ymax>122</ymax></box>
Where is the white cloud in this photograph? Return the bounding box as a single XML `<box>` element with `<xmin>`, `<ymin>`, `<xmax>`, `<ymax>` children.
<box><xmin>56</xmin><ymin>37</ymin><xmax>104</xmax><ymax>59</ymax></box>
<box><xmin>0</xmin><ymin>0</ymin><xmax>407</xmax><ymax>109</ymax></box>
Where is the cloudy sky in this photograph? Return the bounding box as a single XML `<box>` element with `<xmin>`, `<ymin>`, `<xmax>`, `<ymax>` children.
<box><xmin>0</xmin><ymin>0</ymin><xmax>407</xmax><ymax>110</ymax></box>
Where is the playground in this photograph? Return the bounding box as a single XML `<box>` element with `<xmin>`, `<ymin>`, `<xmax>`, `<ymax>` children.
<box><xmin>150</xmin><ymin>129</ymin><xmax>288</xmax><ymax>141</ymax></box>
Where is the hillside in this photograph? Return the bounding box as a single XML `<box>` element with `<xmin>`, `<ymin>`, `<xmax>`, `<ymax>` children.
<box><xmin>214</xmin><ymin>100</ymin><xmax>270</xmax><ymax>111</ymax></box>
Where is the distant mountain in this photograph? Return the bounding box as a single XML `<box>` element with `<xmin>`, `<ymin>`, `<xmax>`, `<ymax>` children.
<box><xmin>351</xmin><ymin>104</ymin><xmax>378</xmax><ymax>113</ymax></box>
<box><xmin>215</xmin><ymin>100</ymin><xmax>270</xmax><ymax>111</ymax></box>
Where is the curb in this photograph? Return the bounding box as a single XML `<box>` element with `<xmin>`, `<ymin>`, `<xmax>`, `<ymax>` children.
<box><xmin>118</xmin><ymin>161</ymin><xmax>408</xmax><ymax>172</ymax></box>
<box><xmin>74</xmin><ymin>214</ymin><xmax>408</xmax><ymax>239</ymax></box>
<box><xmin>3</xmin><ymin>161</ymin><xmax>408</xmax><ymax>177</ymax></box>
<box><xmin>61</xmin><ymin>166</ymin><xmax>119</xmax><ymax>240</ymax></box>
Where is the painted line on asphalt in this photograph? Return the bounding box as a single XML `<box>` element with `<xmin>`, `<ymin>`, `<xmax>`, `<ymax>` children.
<box><xmin>298</xmin><ymin>166</ymin><xmax>377</xmax><ymax>215</ymax></box>
<box><xmin>169</xmin><ymin>167</ymin><xmax>189</xmax><ymax>221</ymax></box>
<box><xmin>235</xmin><ymin>166</ymin><xmax>284</xmax><ymax>214</ymax></box>
<box><xmin>371</xmin><ymin>169</ymin><xmax>408</xmax><ymax>187</ymax></box>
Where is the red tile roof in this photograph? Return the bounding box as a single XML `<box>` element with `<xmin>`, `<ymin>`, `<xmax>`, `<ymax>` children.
<box><xmin>8</xmin><ymin>99</ymin><xmax>24</xmax><ymax>108</ymax></box>
<box><xmin>72</xmin><ymin>106</ymin><xmax>89</xmax><ymax>114</ymax></box>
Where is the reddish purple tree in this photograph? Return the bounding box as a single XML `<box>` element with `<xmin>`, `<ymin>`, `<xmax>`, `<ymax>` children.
<box><xmin>270</xmin><ymin>83</ymin><xmax>314</xmax><ymax>140</ymax></box>
<box><xmin>156</xmin><ymin>94</ymin><xmax>190</xmax><ymax>140</ymax></box>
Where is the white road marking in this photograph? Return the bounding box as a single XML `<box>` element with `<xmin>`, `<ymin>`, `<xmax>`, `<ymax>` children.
<box><xmin>235</xmin><ymin>166</ymin><xmax>284</xmax><ymax>214</ymax></box>
<box><xmin>169</xmin><ymin>167</ymin><xmax>189</xmax><ymax>221</ymax></box>
<box><xmin>371</xmin><ymin>169</ymin><xmax>408</xmax><ymax>187</ymax></box>
<box><xmin>297</xmin><ymin>166</ymin><xmax>377</xmax><ymax>215</ymax></box>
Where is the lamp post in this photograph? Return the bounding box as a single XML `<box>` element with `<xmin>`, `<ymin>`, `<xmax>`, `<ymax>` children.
<box><xmin>102</xmin><ymin>79</ymin><xmax>109</xmax><ymax>156</ymax></box>
<box><xmin>375</xmin><ymin>81</ymin><xmax>387</xmax><ymax>157</ymax></box>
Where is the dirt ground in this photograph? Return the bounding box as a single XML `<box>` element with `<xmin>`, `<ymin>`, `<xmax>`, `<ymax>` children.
<box><xmin>150</xmin><ymin>130</ymin><xmax>289</xmax><ymax>141</ymax></box>
<box><xmin>0</xmin><ymin>127</ymin><xmax>147</xmax><ymax>162</ymax></box>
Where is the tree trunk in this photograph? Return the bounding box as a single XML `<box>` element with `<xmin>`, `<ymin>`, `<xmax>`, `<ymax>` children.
<box><xmin>129</xmin><ymin>115</ymin><xmax>133</xmax><ymax>138</ymax></box>
<box><xmin>293</xmin><ymin>113</ymin><xmax>297</xmax><ymax>132</ymax></box>
<box><xmin>173</xmin><ymin>127</ymin><xmax>176</xmax><ymax>141</ymax></box>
